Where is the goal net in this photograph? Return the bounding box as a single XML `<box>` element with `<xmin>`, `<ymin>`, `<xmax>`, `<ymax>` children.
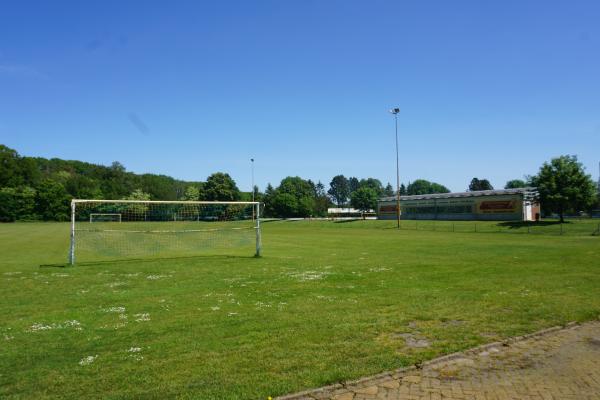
<box><xmin>69</xmin><ymin>200</ymin><xmax>261</xmax><ymax>264</ymax></box>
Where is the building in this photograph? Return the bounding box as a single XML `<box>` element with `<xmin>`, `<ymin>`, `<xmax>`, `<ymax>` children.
<box><xmin>327</xmin><ymin>207</ymin><xmax>376</xmax><ymax>219</ymax></box>
<box><xmin>378</xmin><ymin>188</ymin><xmax>540</xmax><ymax>221</ymax></box>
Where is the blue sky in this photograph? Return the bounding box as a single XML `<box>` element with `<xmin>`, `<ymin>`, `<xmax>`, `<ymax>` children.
<box><xmin>1</xmin><ymin>1</ymin><xmax>599</xmax><ymax>192</ymax></box>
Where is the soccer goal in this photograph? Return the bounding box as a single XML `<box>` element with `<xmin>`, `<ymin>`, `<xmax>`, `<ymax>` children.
<box><xmin>69</xmin><ymin>200</ymin><xmax>261</xmax><ymax>264</ymax></box>
<box><xmin>89</xmin><ymin>213</ymin><xmax>122</xmax><ymax>223</ymax></box>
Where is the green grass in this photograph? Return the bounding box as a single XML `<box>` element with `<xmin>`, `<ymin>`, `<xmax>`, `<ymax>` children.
<box><xmin>1</xmin><ymin>220</ymin><xmax>599</xmax><ymax>399</ymax></box>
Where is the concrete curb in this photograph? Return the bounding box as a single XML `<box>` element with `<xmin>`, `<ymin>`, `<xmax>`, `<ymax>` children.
<box><xmin>275</xmin><ymin>321</ymin><xmax>584</xmax><ymax>400</ymax></box>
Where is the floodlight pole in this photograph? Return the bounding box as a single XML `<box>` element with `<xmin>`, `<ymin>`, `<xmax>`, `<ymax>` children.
<box><xmin>390</xmin><ymin>108</ymin><xmax>401</xmax><ymax>229</ymax></box>
<box><xmin>251</xmin><ymin>158</ymin><xmax>255</xmax><ymax>220</ymax></box>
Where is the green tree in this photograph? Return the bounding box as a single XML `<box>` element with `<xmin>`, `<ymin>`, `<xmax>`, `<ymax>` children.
<box><xmin>359</xmin><ymin>178</ymin><xmax>384</xmax><ymax>196</ymax></box>
<box><xmin>262</xmin><ymin>183</ymin><xmax>276</xmax><ymax>217</ymax></box>
<box><xmin>504</xmin><ymin>179</ymin><xmax>526</xmax><ymax>189</ymax></box>
<box><xmin>313</xmin><ymin>181</ymin><xmax>330</xmax><ymax>217</ymax></box>
<box><xmin>204</xmin><ymin>173</ymin><xmax>240</xmax><ymax>201</ymax></box>
<box><xmin>0</xmin><ymin>187</ymin><xmax>18</xmax><ymax>222</ymax></box>
<box><xmin>350</xmin><ymin>187</ymin><xmax>378</xmax><ymax>219</ymax></box>
<box><xmin>35</xmin><ymin>180</ymin><xmax>71</xmax><ymax>221</ymax></box>
<box><xmin>384</xmin><ymin>183</ymin><xmax>394</xmax><ymax>196</ymax></box>
<box><xmin>266</xmin><ymin>177</ymin><xmax>317</xmax><ymax>218</ymax></box>
<box><xmin>468</xmin><ymin>178</ymin><xmax>493</xmax><ymax>191</ymax></box>
<box><xmin>183</xmin><ymin>186</ymin><xmax>200</xmax><ymax>201</ymax></box>
<box><xmin>348</xmin><ymin>177</ymin><xmax>360</xmax><ymax>194</ymax></box>
<box><xmin>124</xmin><ymin>189</ymin><xmax>151</xmax><ymax>201</ymax></box>
<box><xmin>278</xmin><ymin>176</ymin><xmax>315</xmax><ymax>199</ymax></box>
<box><xmin>0</xmin><ymin>145</ymin><xmax>23</xmax><ymax>187</ymax></box>
<box><xmin>271</xmin><ymin>192</ymin><xmax>298</xmax><ymax>217</ymax></box>
<box><xmin>16</xmin><ymin>186</ymin><xmax>37</xmax><ymax>220</ymax></box>
<box><xmin>65</xmin><ymin>175</ymin><xmax>103</xmax><ymax>199</ymax></box>
<box><xmin>0</xmin><ymin>186</ymin><xmax>38</xmax><ymax>222</ymax></box>
<box><xmin>529</xmin><ymin>155</ymin><xmax>596</xmax><ymax>222</ymax></box>
<box><xmin>328</xmin><ymin>175</ymin><xmax>350</xmax><ymax>206</ymax></box>
<box><xmin>399</xmin><ymin>183</ymin><xmax>407</xmax><ymax>195</ymax></box>
<box><xmin>407</xmin><ymin>179</ymin><xmax>450</xmax><ymax>195</ymax></box>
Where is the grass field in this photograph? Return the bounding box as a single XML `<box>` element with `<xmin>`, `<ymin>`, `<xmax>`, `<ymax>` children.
<box><xmin>1</xmin><ymin>220</ymin><xmax>599</xmax><ymax>399</ymax></box>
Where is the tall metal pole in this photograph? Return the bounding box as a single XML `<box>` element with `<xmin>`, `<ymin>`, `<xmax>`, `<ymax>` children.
<box><xmin>390</xmin><ymin>108</ymin><xmax>401</xmax><ymax>229</ymax></box>
<box><xmin>251</xmin><ymin>158</ymin><xmax>255</xmax><ymax>220</ymax></box>
<box><xmin>251</xmin><ymin>158</ymin><xmax>255</xmax><ymax>203</ymax></box>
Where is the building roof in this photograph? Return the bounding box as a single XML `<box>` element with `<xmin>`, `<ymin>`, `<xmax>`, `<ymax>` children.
<box><xmin>379</xmin><ymin>187</ymin><xmax>539</xmax><ymax>202</ymax></box>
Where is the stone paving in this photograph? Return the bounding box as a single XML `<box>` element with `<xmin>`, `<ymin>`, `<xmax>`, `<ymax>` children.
<box><xmin>278</xmin><ymin>321</ymin><xmax>600</xmax><ymax>400</ymax></box>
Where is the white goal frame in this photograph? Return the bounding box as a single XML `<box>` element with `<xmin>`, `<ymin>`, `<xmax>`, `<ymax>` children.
<box><xmin>89</xmin><ymin>213</ymin><xmax>122</xmax><ymax>223</ymax></box>
<box><xmin>69</xmin><ymin>199</ymin><xmax>261</xmax><ymax>264</ymax></box>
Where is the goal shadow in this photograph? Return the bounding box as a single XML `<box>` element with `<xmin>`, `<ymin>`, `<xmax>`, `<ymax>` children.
<box><xmin>40</xmin><ymin>254</ymin><xmax>259</xmax><ymax>268</ymax></box>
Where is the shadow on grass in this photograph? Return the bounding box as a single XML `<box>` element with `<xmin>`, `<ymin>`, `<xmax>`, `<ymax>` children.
<box><xmin>40</xmin><ymin>254</ymin><xmax>258</xmax><ymax>268</ymax></box>
<box><xmin>333</xmin><ymin>219</ymin><xmax>362</xmax><ymax>224</ymax></box>
<box><xmin>498</xmin><ymin>221</ymin><xmax>565</xmax><ymax>229</ymax></box>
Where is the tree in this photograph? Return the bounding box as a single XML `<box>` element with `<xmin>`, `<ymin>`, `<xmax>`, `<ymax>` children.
<box><xmin>399</xmin><ymin>183</ymin><xmax>407</xmax><ymax>195</ymax></box>
<box><xmin>263</xmin><ymin>183</ymin><xmax>276</xmax><ymax>217</ymax></box>
<box><xmin>384</xmin><ymin>183</ymin><xmax>394</xmax><ymax>196</ymax></box>
<box><xmin>277</xmin><ymin>176</ymin><xmax>315</xmax><ymax>217</ymax></box>
<box><xmin>123</xmin><ymin>189</ymin><xmax>151</xmax><ymax>217</ymax></box>
<box><xmin>313</xmin><ymin>181</ymin><xmax>330</xmax><ymax>217</ymax></box>
<box><xmin>0</xmin><ymin>186</ymin><xmax>37</xmax><ymax>222</ymax></box>
<box><xmin>65</xmin><ymin>175</ymin><xmax>103</xmax><ymax>199</ymax></box>
<box><xmin>350</xmin><ymin>187</ymin><xmax>378</xmax><ymax>218</ymax></box>
<box><xmin>0</xmin><ymin>187</ymin><xmax>18</xmax><ymax>222</ymax></box>
<box><xmin>468</xmin><ymin>178</ymin><xmax>493</xmax><ymax>191</ymax></box>
<box><xmin>504</xmin><ymin>179</ymin><xmax>526</xmax><ymax>189</ymax></box>
<box><xmin>328</xmin><ymin>175</ymin><xmax>350</xmax><ymax>206</ymax></box>
<box><xmin>407</xmin><ymin>179</ymin><xmax>450</xmax><ymax>195</ymax></box>
<box><xmin>204</xmin><ymin>173</ymin><xmax>240</xmax><ymax>201</ymax></box>
<box><xmin>271</xmin><ymin>192</ymin><xmax>298</xmax><ymax>217</ymax></box>
<box><xmin>124</xmin><ymin>189</ymin><xmax>151</xmax><ymax>201</ymax></box>
<box><xmin>529</xmin><ymin>155</ymin><xmax>596</xmax><ymax>222</ymax></box>
<box><xmin>35</xmin><ymin>180</ymin><xmax>71</xmax><ymax>221</ymax></box>
<box><xmin>359</xmin><ymin>178</ymin><xmax>384</xmax><ymax>196</ymax></box>
<box><xmin>348</xmin><ymin>177</ymin><xmax>360</xmax><ymax>194</ymax></box>
<box><xmin>0</xmin><ymin>145</ymin><xmax>24</xmax><ymax>187</ymax></box>
<box><xmin>183</xmin><ymin>186</ymin><xmax>200</xmax><ymax>201</ymax></box>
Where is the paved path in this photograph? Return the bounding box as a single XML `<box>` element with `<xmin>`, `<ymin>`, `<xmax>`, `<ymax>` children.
<box><xmin>279</xmin><ymin>321</ymin><xmax>600</xmax><ymax>400</ymax></box>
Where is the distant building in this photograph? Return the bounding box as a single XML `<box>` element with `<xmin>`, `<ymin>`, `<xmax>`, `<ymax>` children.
<box><xmin>378</xmin><ymin>188</ymin><xmax>540</xmax><ymax>221</ymax></box>
<box><xmin>327</xmin><ymin>207</ymin><xmax>376</xmax><ymax>219</ymax></box>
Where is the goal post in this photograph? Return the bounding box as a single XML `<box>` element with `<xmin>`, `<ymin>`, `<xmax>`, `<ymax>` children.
<box><xmin>68</xmin><ymin>199</ymin><xmax>262</xmax><ymax>264</ymax></box>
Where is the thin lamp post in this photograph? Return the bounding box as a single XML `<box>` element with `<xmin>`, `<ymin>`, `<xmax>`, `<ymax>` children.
<box><xmin>389</xmin><ymin>108</ymin><xmax>401</xmax><ymax>229</ymax></box>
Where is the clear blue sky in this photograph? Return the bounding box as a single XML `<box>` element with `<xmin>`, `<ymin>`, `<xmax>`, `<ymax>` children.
<box><xmin>1</xmin><ymin>1</ymin><xmax>599</xmax><ymax>192</ymax></box>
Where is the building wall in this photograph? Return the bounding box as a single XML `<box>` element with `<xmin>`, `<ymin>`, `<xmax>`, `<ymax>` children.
<box><xmin>378</xmin><ymin>194</ymin><xmax>526</xmax><ymax>221</ymax></box>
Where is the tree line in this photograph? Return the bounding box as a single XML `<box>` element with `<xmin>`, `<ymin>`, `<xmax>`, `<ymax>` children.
<box><xmin>1</xmin><ymin>144</ymin><xmax>598</xmax><ymax>221</ymax></box>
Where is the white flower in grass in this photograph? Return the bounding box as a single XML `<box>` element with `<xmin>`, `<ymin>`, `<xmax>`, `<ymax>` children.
<box><xmin>79</xmin><ymin>355</ymin><xmax>98</xmax><ymax>366</ymax></box>
<box><xmin>146</xmin><ymin>274</ymin><xmax>171</xmax><ymax>280</ymax></box>
<box><xmin>134</xmin><ymin>313</ymin><xmax>150</xmax><ymax>322</ymax></box>
<box><xmin>28</xmin><ymin>323</ymin><xmax>54</xmax><ymax>332</ymax></box>
<box><xmin>127</xmin><ymin>347</ymin><xmax>142</xmax><ymax>353</ymax></box>
<box><xmin>101</xmin><ymin>306</ymin><xmax>126</xmax><ymax>313</ymax></box>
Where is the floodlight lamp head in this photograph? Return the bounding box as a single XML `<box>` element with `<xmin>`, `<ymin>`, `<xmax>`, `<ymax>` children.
<box><xmin>389</xmin><ymin>108</ymin><xmax>400</xmax><ymax>114</ymax></box>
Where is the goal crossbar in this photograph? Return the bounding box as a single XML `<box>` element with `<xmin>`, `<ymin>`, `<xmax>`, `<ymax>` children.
<box><xmin>69</xmin><ymin>199</ymin><xmax>261</xmax><ymax>264</ymax></box>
